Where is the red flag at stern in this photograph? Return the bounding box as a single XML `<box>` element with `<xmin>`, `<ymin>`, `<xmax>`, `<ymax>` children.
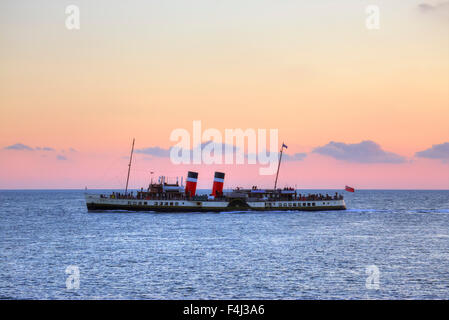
<box><xmin>345</xmin><ymin>185</ymin><xmax>355</xmax><ymax>192</ymax></box>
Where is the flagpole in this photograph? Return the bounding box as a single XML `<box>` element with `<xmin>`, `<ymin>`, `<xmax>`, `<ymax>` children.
<box><xmin>274</xmin><ymin>143</ymin><xmax>285</xmax><ymax>190</ymax></box>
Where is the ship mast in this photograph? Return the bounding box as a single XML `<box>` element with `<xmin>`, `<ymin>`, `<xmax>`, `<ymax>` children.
<box><xmin>125</xmin><ymin>138</ymin><xmax>135</xmax><ymax>196</ymax></box>
<box><xmin>274</xmin><ymin>142</ymin><xmax>286</xmax><ymax>190</ymax></box>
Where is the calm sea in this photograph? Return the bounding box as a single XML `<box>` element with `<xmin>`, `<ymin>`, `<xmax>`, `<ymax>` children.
<box><xmin>0</xmin><ymin>189</ymin><xmax>448</xmax><ymax>299</ymax></box>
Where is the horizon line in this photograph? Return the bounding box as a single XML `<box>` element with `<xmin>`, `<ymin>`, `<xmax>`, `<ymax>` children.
<box><xmin>1</xmin><ymin>188</ymin><xmax>448</xmax><ymax>191</ymax></box>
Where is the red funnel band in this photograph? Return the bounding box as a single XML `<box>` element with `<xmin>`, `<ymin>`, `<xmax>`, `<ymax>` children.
<box><xmin>212</xmin><ymin>172</ymin><xmax>225</xmax><ymax>196</ymax></box>
<box><xmin>212</xmin><ymin>182</ymin><xmax>223</xmax><ymax>196</ymax></box>
<box><xmin>185</xmin><ymin>181</ymin><xmax>197</xmax><ymax>196</ymax></box>
<box><xmin>185</xmin><ymin>171</ymin><xmax>198</xmax><ymax>197</ymax></box>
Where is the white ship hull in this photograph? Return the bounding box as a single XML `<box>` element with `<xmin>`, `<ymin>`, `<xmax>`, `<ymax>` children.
<box><xmin>85</xmin><ymin>194</ymin><xmax>346</xmax><ymax>212</ymax></box>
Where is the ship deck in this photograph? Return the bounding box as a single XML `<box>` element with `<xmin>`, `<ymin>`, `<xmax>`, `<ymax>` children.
<box><xmin>85</xmin><ymin>194</ymin><xmax>346</xmax><ymax>212</ymax></box>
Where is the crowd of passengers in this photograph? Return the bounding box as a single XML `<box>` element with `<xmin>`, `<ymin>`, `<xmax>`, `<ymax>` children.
<box><xmin>295</xmin><ymin>192</ymin><xmax>343</xmax><ymax>201</ymax></box>
<box><xmin>102</xmin><ymin>190</ymin><xmax>343</xmax><ymax>201</ymax></box>
<box><xmin>103</xmin><ymin>191</ymin><xmax>206</xmax><ymax>200</ymax></box>
<box><xmin>250</xmin><ymin>186</ymin><xmax>343</xmax><ymax>200</ymax></box>
<box><xmin>100</xmin><ymin>192</ymin><xmax>136</xmax><ymax>199</ymax></box>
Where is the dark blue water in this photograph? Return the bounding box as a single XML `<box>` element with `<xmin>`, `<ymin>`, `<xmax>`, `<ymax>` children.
<box><xmin>0</xmin><ymin>189</ymin><xmax>448</xmax><ymax>299</ymax></box>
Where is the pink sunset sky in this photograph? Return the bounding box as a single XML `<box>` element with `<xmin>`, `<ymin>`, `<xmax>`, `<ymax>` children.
<box><xmin>0</xmin><ymin>1</ymin><xmax>448</xmax><ymax>189</ymax></box>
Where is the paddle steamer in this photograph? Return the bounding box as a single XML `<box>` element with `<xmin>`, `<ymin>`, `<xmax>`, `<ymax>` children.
<box><xmin>85</xmin><ymin>140</ymin><xmax>346</xmax><ymax>212</ymax></box>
